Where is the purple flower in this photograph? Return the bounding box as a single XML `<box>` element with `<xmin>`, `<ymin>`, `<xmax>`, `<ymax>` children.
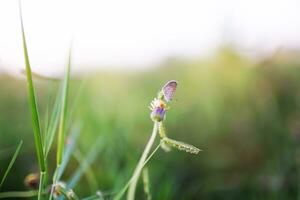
<box><xmin>151</xmin><ymin>106</ymin><xmax>166</xmax><ymax>122</ymax></box>
<box><xmin>150</xmin><ymin>98</ymin><xmax>167</xmax><ymax>122</ymax></box>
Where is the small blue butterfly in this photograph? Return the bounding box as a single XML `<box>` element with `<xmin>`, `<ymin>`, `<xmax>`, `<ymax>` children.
<box><xmin>162</xmin><ymin>80</ymin><xmax>178</xmax><ymax>102</ymax></box>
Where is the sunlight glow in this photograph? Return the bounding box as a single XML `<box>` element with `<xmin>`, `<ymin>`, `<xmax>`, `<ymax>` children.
<box><xmin>0</xmin><ymin>0</ymin><xmax>299</xmax><ymax>75</ymax></box>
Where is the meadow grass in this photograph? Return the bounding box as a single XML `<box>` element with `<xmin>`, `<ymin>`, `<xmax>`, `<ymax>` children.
<box><xmin>2</xmin><ymin>43</ymin><xmax>300</xmax><ymax>199</ymax></box>
<box><xmin>19</xmin><ymin>2</ymin><xmax>46</xmax><ymax>199</ymax></box>
<box><xmin>7</xmin><ymin>1</ymin><xmax>300</xmax><ymax>200</ymax></box>
<box><xmin>1</xmin><ymin>2</ymin><xmax>200</xmax><ymax>200</ymax></box>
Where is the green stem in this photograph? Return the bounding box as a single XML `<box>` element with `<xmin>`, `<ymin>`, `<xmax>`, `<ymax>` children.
<box><xmin>127</xmin><ymin>122</ymin><xmax>159</xmax><ymax>200</ymax></box>
<box><xmin>48</xmin><ymin>166</ymin><xmax>59</xmax><ymax>200</ymax></box>
<box><xmin>38</xmin><ymin>171</ymin><xmax>46</xmax><ymax>200</ymax></box>
<box><xmin>114</xmin><ymin>143</ymin><xmax>161</xmax><ymax>200</ymax></box>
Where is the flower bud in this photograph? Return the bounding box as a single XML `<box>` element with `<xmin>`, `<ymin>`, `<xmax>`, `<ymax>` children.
<box><xmin>151</xmin><ymin>106</ymin><xmax>166</xmax><ymax>122</ymax></box>
<box><xmin>150</xmin><ymin>98</ymin><xmax>167</xmax><ymax>122</ymax></box>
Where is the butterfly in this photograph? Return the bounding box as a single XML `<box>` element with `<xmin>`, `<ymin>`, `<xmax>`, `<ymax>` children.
<box><xmin>162</xmin><ymin>80</ymin><xmax>178</xmax><ymax>102</ymax></box>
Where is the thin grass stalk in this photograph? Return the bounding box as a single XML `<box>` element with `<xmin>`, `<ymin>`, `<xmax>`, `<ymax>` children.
<box><xmin>0</xmin><ymin>140</ymin><xmax>23</xmax><ymax>188</ymax></box>
<box><xmin>114</xmin><ymin>142</ymin><xmax>161</xmax><ymax>200</ymax></box>
<box><xmin>19</xmin><ymin>0</ymin><xmax>45</xmax><ymax>173</ymax></box>
<box><xmin>56</xmin><ymin>46</ymin><xmax>71</xmax><ymax>166</ymax></box>
<box><xmin>126</xmin><ymin>122</ymin><xmax>159</xmax><ymax>200</ymax></box>
<box><xmin>19</xmin><ymin>2</ymin><xmax>46</xmax><ymax>199</ymax></box>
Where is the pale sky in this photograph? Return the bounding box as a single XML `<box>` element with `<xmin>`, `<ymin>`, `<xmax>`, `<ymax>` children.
<box><xmin>0</xmin><ymin>0</ymin><xmax>300</xmax><ymax>75</ymax></box>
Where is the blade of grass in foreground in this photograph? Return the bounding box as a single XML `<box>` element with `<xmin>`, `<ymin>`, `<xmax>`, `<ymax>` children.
<box><xmin>19</xmin><ymin>0</ymin><xmax>45</xmax><ymax>173</ymax></box>
<box><xmin>0</xmin><ymin>190</ymin><xmax>38</xmax><ymax>199</ymax></box>
<box><xmin>0</xmin><ymin>140</ymin><xmax>23</xmax><ymax>188</ymax></box>
<box><xmin>19</xmin><ymin>2</ymin><xmax>46</xmax><ymax>199</ymax></box>
<box><xmin>56</xmin><ymin>45</ymin><xmax>71</xmax><ymax>166</ymax></box>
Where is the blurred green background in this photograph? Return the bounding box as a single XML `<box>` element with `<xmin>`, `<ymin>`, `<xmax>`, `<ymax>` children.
<box><xmin>1</xmin><ymin>47</ymin><xmax>300</xmax><ymax>199</ymax></box>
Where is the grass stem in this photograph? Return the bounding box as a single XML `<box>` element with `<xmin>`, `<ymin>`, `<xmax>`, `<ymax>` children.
<box><xmin>56</xmin><ymin>46</ymin><xmax>71</xmax><ymax>166</ymax></box>
<box><xmin>126</xmin><ymin>122</ymin><xmax>159</xmax><ymax>200</ymax></box>
<box><xmin>114</xmin><ymin>142</ymin><xmax>161</xmax><ymax>200</ymax></box>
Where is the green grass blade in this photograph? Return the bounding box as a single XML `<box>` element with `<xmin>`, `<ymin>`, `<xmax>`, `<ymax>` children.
<box><xmin>57</xmin><ymin>46</ymin><xmax>72</xmax><ymax>166</ymax></box>
<box><xmin>44</xmin><ymin>84</ymin><xmax>63</xmax><ymax>158</ymax></box>
<box><xmin>67</xmin><ymin>136</ymin><xmax>104</xmax><ymax>189</ymax></box>
<box><xmin>56</xmin><ymin>125</ymin><xmax>81</xmax><ymax>180</ymax></box>
<box><xmin>0</xmin><ymin>190</ymin><xmax>38</xmax><ymax>199</ymax></box>
<box><xmin>0</xmin><ymin>140</ymin><xmax>23</xmax><ymax>188</ymax></box>
<box><xmin>19</xmin><ymin>0</ymin><xmax>45</xmax><ymax>173</ymax></box>
<box><xmin>113</xmin><ymin>143</ymin><xmax>161</xmax><ymax>200</ymax></box>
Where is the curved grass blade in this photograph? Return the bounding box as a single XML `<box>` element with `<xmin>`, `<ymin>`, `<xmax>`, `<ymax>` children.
<box><xmin>0</xmin><ymin>140</ymin><xmax>23</xmax><ymax>188</ymax></box>
<box><xmin>57</xmin><ymin>45</ymin><xmax>72</xmax><ymax>166</ymax></box>
<box><xmin>18</xmin><ymin>2</ymin><xmax>46</xmax><ymax>199</ymax></box>
<box><xmin>0</xmin><ymin>190</ymin><xmax>38</xmax><ymax>199</ymax></box>
<box><xmin>19</xmin><ymin>0</ymin><xmax>45</xmax><ymax>173</ymax></box>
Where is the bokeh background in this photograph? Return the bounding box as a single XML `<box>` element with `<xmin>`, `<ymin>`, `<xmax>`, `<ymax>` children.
<box><xmin>1</xmin><ymin>0</ymin><xmax>300</xmax><ymax>199</ymax></box>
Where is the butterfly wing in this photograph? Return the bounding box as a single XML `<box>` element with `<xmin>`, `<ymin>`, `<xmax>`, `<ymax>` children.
<box><xmin>162</xmin><ymin>80</ymin><xmax>178</xmax><ymax>102</ymax></box>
